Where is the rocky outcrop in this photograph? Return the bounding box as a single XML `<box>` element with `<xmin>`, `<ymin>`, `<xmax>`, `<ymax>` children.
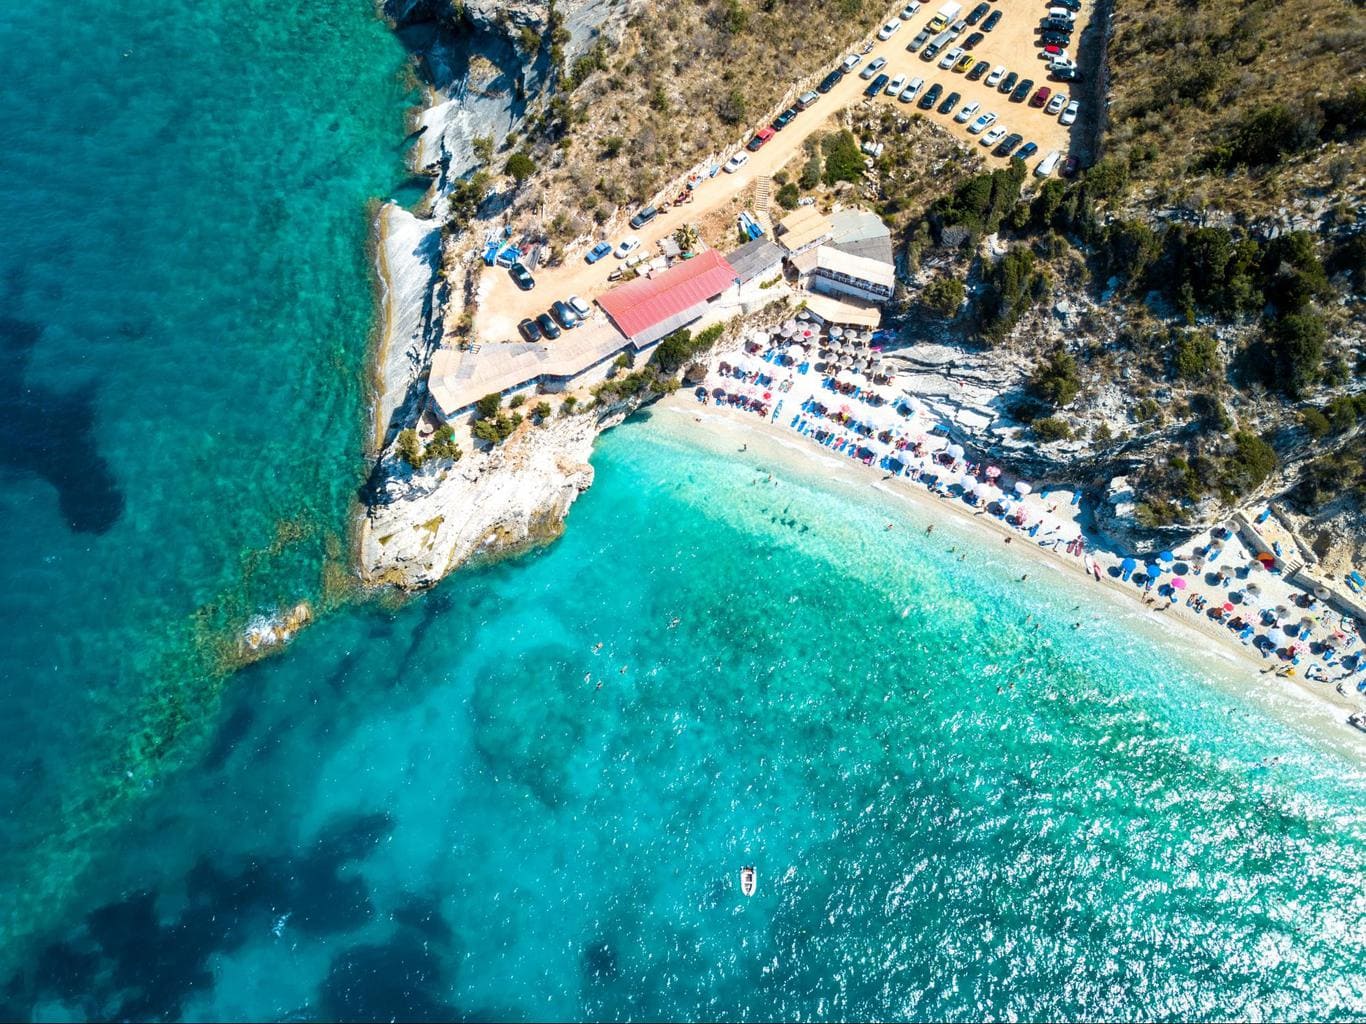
<box><xmin>359</xmin><ymin>406</ymin><xmax>625</xmax><ymax>588</ymax></box>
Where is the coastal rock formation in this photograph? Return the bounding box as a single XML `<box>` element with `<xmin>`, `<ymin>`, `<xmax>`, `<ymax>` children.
<box><xmin>359</xmin><ymin>409</ymin><xmax>616</xmax><ymax>588</ymax></box>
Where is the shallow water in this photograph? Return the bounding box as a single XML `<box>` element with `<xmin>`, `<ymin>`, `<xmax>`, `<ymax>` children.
<box><xmin>3</xmin><ymin>2</ymin><xmax>1366</xmax><ymax>1021</ymax></box>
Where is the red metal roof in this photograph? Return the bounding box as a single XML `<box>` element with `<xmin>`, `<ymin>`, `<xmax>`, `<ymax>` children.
<box><xmin>597</xmin><ymin>249</ymin><xmax>738</xmax><ymax>339</ymax></box>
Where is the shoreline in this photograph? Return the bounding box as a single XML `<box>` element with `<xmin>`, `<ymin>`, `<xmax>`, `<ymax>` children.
<box><xmin>650</xmin><ymin>392</ymin><xmax>1366</xmax><ymax>746</ymax></box>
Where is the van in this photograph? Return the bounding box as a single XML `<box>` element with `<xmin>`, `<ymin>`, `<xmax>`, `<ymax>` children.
<box><xmin>797</xmin><ymin>90</ymin><xmax>819</xmax><ymax>110</ymax></box>
<box><xmin>1035</xmin><ymin>150</ymin><xmax>1061</xmax><ymax>176</ymax></box>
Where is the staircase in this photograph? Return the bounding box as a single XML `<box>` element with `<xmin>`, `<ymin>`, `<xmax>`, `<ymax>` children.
<box><xmin>752</xmin><ymin>175</ymin><xmax>774</xmax><ymax>232</ymax></box>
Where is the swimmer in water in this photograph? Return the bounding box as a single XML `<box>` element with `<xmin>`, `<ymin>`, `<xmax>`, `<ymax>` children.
<box><xmin>669</xmin><ymin>616</ymin><xmax>681</xmax><ymax>628</ymax></box>
<box><xmin>620</xmin><ymin>665</ymin><xmax>628</xmax><ymax>674</ymax></box>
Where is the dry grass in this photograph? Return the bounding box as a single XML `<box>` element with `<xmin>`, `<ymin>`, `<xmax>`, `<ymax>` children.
<box><xmin>510</xmin><ymin>0</ymin><xmax>888</xmax><ymax>240</ymax></box>
<box><xmin>1104</xmin><ymin>0</ymin><xmax>1366</xmax><ymax>218</ymax></box>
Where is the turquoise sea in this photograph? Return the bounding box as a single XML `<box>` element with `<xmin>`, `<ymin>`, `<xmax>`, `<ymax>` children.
<box><xmin>2</xmin><ymin>1</ymin><xmax>1366</xmax><ymax>1021</ymax></box>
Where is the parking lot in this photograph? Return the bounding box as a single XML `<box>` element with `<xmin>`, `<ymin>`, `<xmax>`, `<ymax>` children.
<box><xmin>861</xmin><ymin>0</ymin><xmax>1096</xmax><ymax>168</ymax></box>
<box><xmin>475</xmin><ymin>0</ymin><xmax>1098</xmax><ymax>345</ymax></box>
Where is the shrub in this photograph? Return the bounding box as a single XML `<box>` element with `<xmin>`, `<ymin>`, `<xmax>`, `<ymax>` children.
<box><xmin>821</xmin><ymin>130</ymin><xmax>864</xmax><ymax>186</ymax></box>
<box><xmin>1207</xmin><ymin>104</ymin><xmax>1321</xmax><ymax>169</ymax></box>
<box><xmin>1104</xmin><ymin>219</ymin><xmax>1161</xmax><ymax>290</ymax></box>
<box><xmin>800</xmin><ymin>153</ymin><xmax>823</xmax><ymax>189</ymax></box>
<box><xmin>651</xmin><ymin>323</ymin><xmax>726</xmax><ymax>375</ymax></box>
<box><xmin>979</xmin><ymin>246</ymin><xmax>1049</xmax><ymax>341</ymax></box>
<box><xmin>472</xmin><ymin>411</ymin><xmax>523</xmax><ymax>444</ymax></box>
<box><xmin>475</xmin><ymin>393</ymin><xmax>502</xmax><ymax>419</ymax></box>
<box><xmin>1032</xmin><ymin>416</ymin><xmax>1073</xmax><ymax>441</ymax></box>
<box><xmin>532</xmin><ymin>401</ymin><xmax>552</xmax><ymax>422</ymax></box>
<box><xmin>396</xmin><ymin>428</ymin><xmax>423</xmax><ymax>468</ymax></box>
<box><xmin>424</xmin><ymin>424</ymin><xmax>463</xmax><ymax>463</ymax></box>
<box><xmin>1261</xmin><ymin>231</ymin><xmax>1331</xmax><ymax>314</ymax></box>
<box><xmin>1219</xmin><ymin>429</ymin><xmax>1277</xmax><ymax>499</ymax></box>
<box><xmin>718</xmin><ymin>88</ymin><xmax>747</xmax><ymax>125</ymax></box>
<box><xmin>472</xmin><ymin>136</ymin><xmax>494</xmax><ymax>164</ymax></box>
<box><xmin>1082</xmin><ymin>158</ymin><xmax>1129</xmax><ymax>201</ymax></box>
<box><xmin>1172</xmin><ymin>331</ymin><xmax>1221</xmax><ymax>382</ymax></box>
<box><xmin>1300</xmin><ymin>407</ymin><xmax>1331</xmax><ymax>439</ymax></box>
<box><xmin>508</xmin><ymin>393</ymin><xmax>526</xmax><ymax>408</ymax></box>
<box><xmin>1027</xmin><ymin>346</ymin><xmax>1081</xmax><ymax>408</ymax></box>
<box><xmin>504</xmin><ymin>152</ymin><xmax>537</xmax><ymax>185</ymax></box>
<box><xmin>602</xmin><ymin>136</ymin><xmax>624</xmax><ymax>159</ymax></box>
<box><xmin>1271</xmin><ymin>312</ymin><xmax>1327</xmax><ymax>397</ymax></box>
<box><xmin>775</xmin><ymin>182</ymin><xmax>800</xmax><ymax>210</ymax></box>
<box><xmin>932</xmin><ymin>160</ymin><xmax>1026</xmax><ymax>239</ymax></box>
<box><xmin>1320</xmin><ymin>84</ymin><xmax>1366</xmax><ymax>139</ymax></box>
<box><xmin>921</xmin><ymin>276</ymin><xmax>965</xmax><ymax>318</ymax></box>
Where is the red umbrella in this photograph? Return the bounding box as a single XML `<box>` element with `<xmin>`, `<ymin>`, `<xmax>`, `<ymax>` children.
<box><xmin>763</xmin><ymin>391</ymin><xmax>772</xmax><ymax>400</ymax></box>
<box><xmin>1222</xmin><ymin>601</ymin><xmax>1235</xmax><ymax>613</ymax></box>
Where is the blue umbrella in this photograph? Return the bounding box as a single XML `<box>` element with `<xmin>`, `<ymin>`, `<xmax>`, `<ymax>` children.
<box><xmin>1120</xmin><ymin>556</ymin><xmax>1136</xmax><ymax>582</ymax></box>
<box><xmin>1145</xmin><ymin>563</ymin><xmax>1163</xmax><ymax>579</ymax></box>
<box><xmin>1157</xmin><ymin>550</ymin><xmax>1175</xmax><ymax>563</ymax></box>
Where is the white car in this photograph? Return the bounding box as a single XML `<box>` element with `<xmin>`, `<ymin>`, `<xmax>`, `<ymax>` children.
<box><xmin>900</xmin><ymin>77</ymin><xmax>925</xmax><ymax>103</ymax></box>
<box><xmin>1060</xmin><ymin>100</ymin><xmax>1079</xmax><ymax>125</ymax></box>
<box><xmin>985</xmin><ymin>65</ymin><xmax>1006</xmax><ymax>88</ymax></box>
<box><xmin>980</xmin><ymin>125</ymin><xmax>1007</xmax><ymax>146</ymax></box>
<box><xmin>967</xmin><ymin>111</ymin><xmax>997</xmax><ymax>134</ymax></box>
<box><xmin>1045</xmin><ymin>92</ymin><xmax>1067</xmax><ymax>115</ymax></box>
<box><xmin>885</xmin><ymin>73</ymin><xmax>908</xmax><ymax>96</ymax></box>
<box><xmin>613</xmin><ymin>235</ymin><xmax>640</xmax><ymax>259</ymax></box>
<box><xmin>568</xmin><ymin>295</ymin><xmax>591</xmax><ymax>319</ymax></box>
<box><xmin>841</xmin><ymin>53</ymin><xmax>862</xmax><ymax>72</ymax></box>
<box><xmin>899</xmin><ymin>1</ymin><xmax>921</xmax><ymax>18</ymax></box>
<box><xmin>722</xmin><ymin>152</ymin><xmax>749</xmax><ymax>173</ymax></box>
<box><xmin>860</xmin><ymin>56</ymin><xmax>888</xmax><ymax>79</ymax></box>
<box><xmin>954</xmin><ymin>100</ymin><xmax>980</xmax><ymax>124</ymax></box>
<box><xmin>877</xmin><ymin>19</ymin><xmax>901</xmax><ymax>39</ymax></box>
<box><xmin>938</xmin><ymin>46</ymin><xmax>964</xmax><ymax>69</ymax></box>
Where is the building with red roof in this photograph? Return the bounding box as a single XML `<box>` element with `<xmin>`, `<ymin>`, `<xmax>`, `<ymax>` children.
<box><xmin>596</xmin><ymin>249</ymin><xmax>740</xmax><ymax>346</ymax></box>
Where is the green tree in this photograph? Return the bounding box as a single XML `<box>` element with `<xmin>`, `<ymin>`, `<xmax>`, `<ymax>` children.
<box><xmin>475</xmin><ymin>393</ymin><xmax>502</xmax><ymax>419</ymax></box>
<box><xmin>921</xmin><ymin>276</ymin><xmax>965</xmax><ymax>318</ymax></box>
<box><xmin>1172</xmin><ymin>331</ymin><xmax>1221</xmax><ymax>382</ymax></box>
<box><xmin>396</xmin><ymin>428</ymin><xmax>424</xmax><ymax>468</ymax></box>
<box><xmin>800</xmin><ymin>153</ymin><xmax>822</xmax><ymax>189</ymax></box>
<box><xmin>1028</xmin><ymin>346</ymin><xmax>1081</xmax><ymax>408</ymax></box>
<box><xmin>1219</xmin><ymin>430</ymin><xmax>1277</xmax><ymax>498</ymax></box>
<box><xmin>718</xmin><ymin>89</ymin><xmax>747</xmax><ymax>125</ymax></box>
<box><xmin>820</xmin><ymin>130</ymin><xmax>864</xmax><ymax>186</ymax></box>
<box><xmin>1272</xmin><ymin>313</ymin><xmax>1327</xmax><ymax>397</ymax></box>
<box><xmin>775</xmin><ymin>182</ymin><xmax>800</xmax><ymax>209</ymax></box>
<box><xmin>504</xmin><ymin>152</ymin><xmax>537</xmax><ymax>185</ymax></box>
<box><xmin>472</xmin><ymin>135</ymin><xmax>494</xmax><ymax>164</ymax></box>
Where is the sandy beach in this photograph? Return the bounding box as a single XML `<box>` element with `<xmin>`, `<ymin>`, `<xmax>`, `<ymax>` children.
<box><xmin>652</xmin><ymin>389</ymin><xmax>1366</xmax><ymax>742</ymax></box>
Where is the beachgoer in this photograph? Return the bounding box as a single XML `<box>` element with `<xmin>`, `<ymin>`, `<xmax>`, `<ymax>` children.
<box><xmin>1004</xmin><ymin>537</ymin><xmax>1012</xmax><ymax>544</ymax></box>
<box><xmin>1020</xmin><ymin>574</ymin><xmax>1028</xmax><ymax>582</ymax></box>
<box><xmin>926</xmin><ymin>524</ymin><xmax>934</xmax><ymax>535</ymax></box>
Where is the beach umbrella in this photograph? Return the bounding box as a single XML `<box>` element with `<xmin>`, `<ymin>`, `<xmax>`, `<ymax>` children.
<box><xmin>1222</xmin><ymin>602</ymin><xmax>1235</xmax><ymax>613</ymax></box>
<box><xmin>1170</xmin><ymin>577</ymin><xmax>1188</xmax><ymax>591</ymax></box>
<box><xmin>1014</xmin><ymin>481</ymin><xmax>1032</xmax><ymax>496</ymax></box>
<box><xmin>1218</xmin><ymin>566</ymin><xmax>1235</xmax><ymax>582</ymax></box>
<box><xmin>1246</xmin><ymin>582</ymin><xmax>1262</xmax><ymax>597</ymax></box>
<box><xmin>946</xmin><ymin>443</ymin><xmax>965</xmax><ymax>460</ymax></box>
<box><xmin>985</xmin><ymin>466</ymin><xmax>1001</xmax><ymax>479</ymax></box>
<box><xmin>1157</xmin><ymin>550</ymin><xmax>1175</xmax><ymax>564</ymax></box>
<box><xmin>1313</xmin><ymin>586</ymin><xmax>1330</xmax><ymax>599</ymax></box>
<box><xmin>1145</xmin><ymin>563</ymin><xmax>1163</xmax><ymax>580</ymax></box>
<box><xmin>1121</xmin><ymin>557</ymin><xmax>1137</xmax><ymax>570</ymax></box>
<box><xmin>830</xmin><ymin>325</ymin><xmax>844</xmax><ymax>338</ymax></box>
<box><xmin>1274</xmin><ymin>604</ymin><xmax>1290</xmax><ymax>619</ymax></box>
<box><xmin>788</xmin><ymin>344</ymin><xmax>807</xmax><ymax>361</ymax></box>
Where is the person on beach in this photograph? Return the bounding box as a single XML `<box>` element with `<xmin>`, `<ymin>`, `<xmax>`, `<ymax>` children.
<box><xmin>926</xmin><ymin>524</ymin><xmax>934</xmax><ymax>535</ymax></box>
<box><xmin>1004</xmin><ymin>537</ymin><xmax>1012</xmax><ymax>544</ymax></box>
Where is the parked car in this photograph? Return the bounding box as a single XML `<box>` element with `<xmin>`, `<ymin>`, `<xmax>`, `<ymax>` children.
<box><xmin>840</xmin><ymin>53</ymin><xmax>862</xmax><ymax>72</ymax></box>
<box><xmin>860</xmin><ymin>56</ymin><xmax>888</xmax><ymax>79</ymax></box>
<box><xmin>967</xmin><ymin>111</ymin><xmax>997</xmax><ymax>134</ymax></box>
<box><xmin>899</xmin><ymin>2</ymin><xmax>922</xmax><ymax>19</ymax></box>
<box><xmin>1040</xmin><ymin>32</ymin><xmax>1070</xmax><ymax>47</ymax></box>
<box><xmin>908</xmin><ymin>28</ymin><xmax>932</xmax><ymax>52</ymax></box>
<box><xmin>772</xmin><ymin>106</ymin><xmax>798</xmax><ymax>130</ymax></box>
<box><xmin>629</xmin><ymin>205</ymin><xmax>657</xmax><ymax>229</ymax></box>
<box><xmin>1035</xmin><ymin>150</ymin><xmax>1062</xmax><ymax>176</ymax></box>
<box><xmin>981</xmin><ymin>125</ymin><xmax>1007</xmax><ymax>147</ymax></box>
<box><xmin>1030</xmin><ymin>86</ymin><xmax>1051</xmax><ymax>108</ymax></box>
<box><xmin>551</xmin><ymin>299</ymin><xmax>579</xmax><ymax>330</ymax></box>
<box><xmin>1016</xmin><ymin>141</ymin><xmax>1039</xmax><ymax>160</ymax></box>
<box><xmin>938</xmin><ymin>90</ymin><xmax>961</xmax><ymax>115</ymax></box>
<box><xmin>994</xmin><ymin>132</ymin><xmax>1023</xmax><ymax>157</ymax></box>
<box><xmin>949</xmin><ymin>19</ymin><xmax>968</xmax><ymax>34</ymax></box>
<box><xmin>614</xmin><ymin>235</ymin><xmax>640</xmax><ymax>259</ymax></box>
<box><xmin>865</xmin><ymin>73</ymin><xmax>890</xmax><ymax>97</ymax></box>
<box><xmin>796</xmin><ymin>90</ymin><xmax>820</xmax><ymax>109</ymax></box>
<box><xmin>746</xmin><ymin>127</ymin><xmax>775</xmax><ymax>151</ymax></box>
<box><xmin>954</xmin><ymin>100</ymin><xmax>980</xmax><ymax>124</ymax></box>
<box><xmin>509</xmin><ymin>263</ymin><xmax>535</xmax><ymax>291</ymax></box>
<box><xmin>518</xmin><ymin>317</ymin><xmax>541</xmax><ymax>342</ymax></box>
<box><xmin>877</xmin><ymin>19</ymin><xmax>902</xmax><ymax>40</ymax></box>
<box><xmin>1055</xmin><ymin>0</ymin><xmax>1082</xmax><ymax>9</ymax></box>
<box><xmin>999</xmin><ymin>70</ymin><xmax>1018</xmax><ymax>93</ymax></box>
<box><xmin>1010</xmin><ymin>78</ymin><xmax>1034</xmax><ymax>102</ymax></box>
<box><xmin>1045</xmin><ymin>92</ymin><xmax>1067</xmax><ymax>115</ymax></box>
<box><xmin>585</xmin><ymin>240</ymin><xmax>612</xmax><ymax>264</ymax></box>
<box><xmin>967</xmin><ymin>59</ymin><xmax>990</xmax><ymax>80</ymax></box>
<box><xmin>885</xmin><ymin>73</ymin><xmax>908</xmax><ymax>96</ymax></box>
<box><xmin>938</xmin><ymin>47</ymin><xmax>964</xmax><ymax>69</ymax></box>
<box><xmin>918</xmin><ymin>82</ymin><xmax>943</xmax><ymax>110</ymax></box>
<box><xmin>535</xmin><ymin>312</ymin><xmax>561</xmax><ymax>339</ymax></box>
<box><xmin>962</xmin><ymin>31</ymin><xmax>984</xmax><ymax>50</ymax></box>
<box><xmin>817</xmin><ymin>69</ymin><xmax>844</xmax><ymax>94</ymax></box>
<box><xmin>568</xmin><ymin>295</ymin><xmax>591</xmax><ymax>319</ymax></box>
<box><xmin>966</xmin><ymin>2</ymin><xmax>990</xmax><ymax>24</ymax></box>
<box><xmin>899</xmin><ymin>77</ymin><xmax>924</xmax><ymax>102</ymax></box>
<box><xmin>982</xmin><ymin>9</ymin><xmax>1002</xmax><ymax>30</ymax></box>
<box><xmin>1060</xmin><ymin>154</ymin><xmax>1080</xmax><ymax>178</ymax></box>
<box><xmin>986</xmin><ymin>65</ymin><xmax>1006</xmax><ymax>87</ymax></box>
<box><xmin>955</xmin><ymin>52</ymin><xmax>975</xmax><ymax>72</ymax></box>
<box><xmin>1060</xmin><ymin>99</ymin><xmax>1079</xmax><ymax>125</ymax></box>
<box><xmin>722</xmin><ymin>152</ymin><xmax>749</xmax><ymax>173</ymax></box>
<box><xmin>1050</xmin><ymin>64</ymin><xmax>1079</xmax><ymax>82</ymax></box>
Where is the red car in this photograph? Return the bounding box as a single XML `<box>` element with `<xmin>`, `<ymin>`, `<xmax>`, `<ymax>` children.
<box><xmin>746</xmin><ymin>127</ymin><xmax>775</xmax><ymax>152</ymax></box>
<box><xmin>1029</xmin><ymin>86</ymin><xmax>1051</xmax><ymax>108</ymax></box>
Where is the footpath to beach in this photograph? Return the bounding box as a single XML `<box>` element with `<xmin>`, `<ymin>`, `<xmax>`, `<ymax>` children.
<box><xmin>653</xmin><ymin>368</ymin><xmax>1366</xmax><ymax>733</ymax></box>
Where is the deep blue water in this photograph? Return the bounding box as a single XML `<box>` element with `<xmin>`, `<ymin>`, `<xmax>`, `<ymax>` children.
<box><xmin>2</xmin><ymin>2</ymin><xmax>1366</xmax><ymax>1022</ymax></box>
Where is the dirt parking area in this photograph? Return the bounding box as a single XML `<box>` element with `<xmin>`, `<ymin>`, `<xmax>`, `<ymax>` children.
<box><xmin>475</xmin><ymin>0</ymin><xmax>1101</xmax><ymax>346</ymax></box>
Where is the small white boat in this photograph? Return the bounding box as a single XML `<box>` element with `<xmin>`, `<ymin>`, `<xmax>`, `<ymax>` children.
<box><xmin>740</xmin><ymin>866</ymin><xmax>756</xmax><ymax>897</ymax></box>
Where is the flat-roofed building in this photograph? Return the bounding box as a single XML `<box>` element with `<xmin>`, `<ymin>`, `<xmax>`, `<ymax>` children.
<box><xmin>596</xmin><ymin>249</ymin><xmax>740</xmax><ymax>346</ymax></box>
<box><xmin>811</xmin><ymin>246</ymin><xmax>895</xmax><ymax>303</ymax></box>
<box><xmin>775</xmin><ymin>207</ymin><xmax>833</xmax><ymax>256</ymax></box>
